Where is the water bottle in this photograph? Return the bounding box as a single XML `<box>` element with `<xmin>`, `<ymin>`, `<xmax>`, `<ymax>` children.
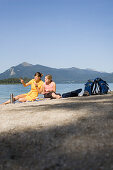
<box><xmin>10</xmin><ymin>93</ymin><xmax>14</xmax><ymax>103</ymax></box>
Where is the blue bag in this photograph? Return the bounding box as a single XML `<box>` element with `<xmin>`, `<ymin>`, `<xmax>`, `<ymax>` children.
<box><xmin>83</xmin><ymin>78</ymin><xmax>109</xmax><ymax>96</ymax></box>
<box><xmin>94</xmin><ymin>78</ymin><xmax>109</xmax><ymax>94</ymax></box>
<box><xmin>84</xmin><ymin>80</ymin><xmax>94</xmax><ymax>95</ymax></box>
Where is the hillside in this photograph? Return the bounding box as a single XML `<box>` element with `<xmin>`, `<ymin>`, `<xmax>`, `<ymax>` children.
<box><xmin>0</xmin><ymin>62</ymin><xmax>113</xmax><ymax>83</ymax></box>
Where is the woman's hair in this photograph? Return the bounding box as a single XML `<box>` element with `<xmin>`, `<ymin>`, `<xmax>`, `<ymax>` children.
<box><xmin>45</xmin><ymin>74</ymin><xmax>52</xmax><ymax>82</ymax></box>
<box><xmin>34</xmin><ymin>72</ymin><xmax>43</xmax><ymax>78</ymax></box>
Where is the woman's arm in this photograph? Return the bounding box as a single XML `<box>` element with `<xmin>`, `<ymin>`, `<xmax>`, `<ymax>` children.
<box><xmin>20</xmin><ymin>79</ymin><xmax>26</xmax><ymax>87</ymax></box>
<box><xmin>34</xmin><ymin>82</ymin><xmax>44</xmax><ymax>94</ymax></box>
<box><xmin>52</xmin><ymin>82</ymin><xmax>56</xmax><ymax>92</ymax></box>
<box><xmin>40</xmin><ymin>84</ymin><xmax>45</xmax><ymax>94</ymax></box>
<box><xmin>36</xmin><ymin>85</ymin><xmax>43</xmax><ymax>94</ymax></box>
<box><xmin>20</xmin><ymin>79</ymin><xmax>31</xmax><ymax>87</ymax></box>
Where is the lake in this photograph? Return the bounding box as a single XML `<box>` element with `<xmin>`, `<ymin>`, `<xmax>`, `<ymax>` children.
<box><xmin>0</xmin><ymin>83</ymin><xmax>113</xmax><ymax>104</ymax></box>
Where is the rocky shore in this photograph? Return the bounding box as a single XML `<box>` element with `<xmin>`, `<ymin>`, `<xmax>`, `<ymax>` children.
<box><xmin>0</xmin><ymin>94</ymin><xmax>113</xmax><ymax>170</ymax></box>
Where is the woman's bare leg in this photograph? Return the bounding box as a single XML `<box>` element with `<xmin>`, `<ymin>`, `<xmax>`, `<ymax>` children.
<box><xmin>18</xmin><ymin>97</ymin><xmax>27</xmax><ymax>102</ymax></box>
<box><xmin>52</xmin><ymin>93</ymin><xmax>61</xmax><ymax>99</ymax></box>
<box><xmin>14</xmin><ymin>94</ymin><xmax>26</xmax><ymax>100</ymax></box>
<box><xmin>1</xmin><ymin>94</ymin><xmax>26</xmax><ymax>105</ymax></box>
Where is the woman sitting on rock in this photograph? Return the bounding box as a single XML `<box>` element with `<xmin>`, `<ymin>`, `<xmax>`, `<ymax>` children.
<box><xmin>2</xmin><ymin>72</ymin><xmax>44</xmax><ymax>104</ymax></box>
<box><xmin>42</xmin><ymin>74</ymin><xmax>61</xmax><ymax>99</ymax></box>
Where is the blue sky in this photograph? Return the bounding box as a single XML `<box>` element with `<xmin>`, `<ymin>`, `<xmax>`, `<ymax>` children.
<box><xmin>0</xmin><ymin>0</ymin><xmax>113</xmax><ymax>73</ymax></box>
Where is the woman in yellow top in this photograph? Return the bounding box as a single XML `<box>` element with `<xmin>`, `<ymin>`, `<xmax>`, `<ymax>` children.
<box><xmin>2</xmin><ymin>72</ymin><xmax>44</xmax><ymax>104</ymax></box>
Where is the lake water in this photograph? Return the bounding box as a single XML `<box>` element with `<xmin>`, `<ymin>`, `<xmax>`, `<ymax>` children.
<box><xmin>0</xmin><ymin>83</ymin><xmax>113</xmax><ymax>104</ymax></box>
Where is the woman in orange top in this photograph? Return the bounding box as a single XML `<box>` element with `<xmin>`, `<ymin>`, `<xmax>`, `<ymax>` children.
<box><xmin>2</xmin><ymin>72</ymin><xmax>44</xmax><ymax>104</ymax></box>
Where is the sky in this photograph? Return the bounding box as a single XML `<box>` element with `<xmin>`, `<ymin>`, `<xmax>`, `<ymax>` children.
<box><xmin>0</xmin><ymin>0</ymin><xmax>113</xmax><ymax>73</ymax></box>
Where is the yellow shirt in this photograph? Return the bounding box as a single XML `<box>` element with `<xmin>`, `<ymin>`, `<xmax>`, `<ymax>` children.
<box><xmin>25</xmin><ymin>79</ymin><xmax>44</xmax><ymax>101</ymax></box>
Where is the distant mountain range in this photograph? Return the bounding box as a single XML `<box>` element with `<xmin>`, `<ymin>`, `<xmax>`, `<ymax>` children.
<box><xmin>0</xmin><ymin>62</ymin><xmax>113</xmax><ymax>83</ymax></box>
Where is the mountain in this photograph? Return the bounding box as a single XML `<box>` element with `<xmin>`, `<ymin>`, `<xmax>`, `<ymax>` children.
<box><xmin>0</xmin><ymin>62</ymin><xmax>113</xmax><ymax>83</ymax></box>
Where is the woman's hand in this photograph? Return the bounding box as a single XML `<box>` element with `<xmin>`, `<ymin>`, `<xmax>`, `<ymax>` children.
<box><xmin>20</xmin><ymin>79</ymin><xmax>24</xmax><ymax>84</ymax></box>
<box><xmin>34</xmin><ymin>81</ymin><xmax>38</xmax><ymax>87</ymax></box>
<box><xmin>20</xmin><ymin>78</ymin><xmax>26</xmax><ymax>87</ymax></box>
<box><xmin>41</xmin><ymin>92</ymin><xmax>45</xmax><ymax>94</ymax></box>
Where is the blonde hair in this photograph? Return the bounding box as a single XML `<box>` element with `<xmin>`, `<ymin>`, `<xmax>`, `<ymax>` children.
<box><xmin>45</xmin><ymin>74</ymin><xmax>52</xmax><ymax>81</ymax></box>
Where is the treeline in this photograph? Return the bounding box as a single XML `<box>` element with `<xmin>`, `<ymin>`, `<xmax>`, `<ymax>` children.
<box><xmin>0</xmin><ymin>77</ymin><xmax>31</xmax><ymax>84</ymax></box>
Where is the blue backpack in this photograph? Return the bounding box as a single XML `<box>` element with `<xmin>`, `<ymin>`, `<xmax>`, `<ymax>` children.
<box><xmin>83</xmin><ymin>78</ymin><xmax>109</xmax><ymax>96</ymax></box>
